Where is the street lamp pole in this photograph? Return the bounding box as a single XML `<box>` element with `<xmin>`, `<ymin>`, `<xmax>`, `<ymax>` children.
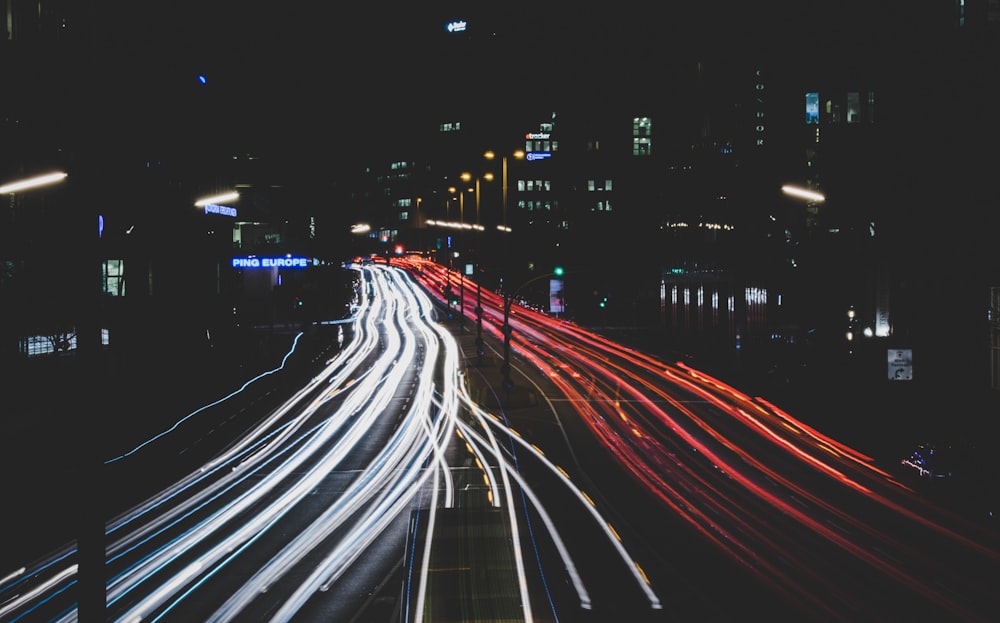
<box><xmin>502</xmin><ymin>290</ymin><xmax>514</xmax><ymax>391</ymax></box>
<box><xmin>460</xmin><ymin>170</ymin><xmax>493</xmax><ymax>351</ymax></box>
<box><xmin>484</xmin><ymin>150</ymin><xmax>523</xmax><ymax>294</ymax></box>
<box><xmin>501</xmin><ymin>270</ymin><xmax>557</xmax><ymax>392</ymax></box>
<box><xmin>415</xmin><ymin>196</ymin><xmax>422</xmax><ymax>253</ymax></box>
<box><xmin>0</xmin><ymin>171</ymin><xmax>68</xmax><ymax>194</ymax></box>
<box><xmin>445</xmin><ymin>189</ymin><xmax>455</xmax><ymax>270</ymax></box>
<box><xmin>3</xmin><ymin>171</ymin><xmax>108</xmax><ymax>619</ymax></box>
<box><xmin>458</xmin><ymin>188</ymin><xmax>465</xmax><ymax>329</ymax></box>
<box><xmin>475</xmin><ymin>177</ymin><xmax>483</xmax><ymax>348</ymax></box>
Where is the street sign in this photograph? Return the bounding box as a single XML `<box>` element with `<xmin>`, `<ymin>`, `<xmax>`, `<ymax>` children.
<box><xmin>887</xmin><ymin>348</ymin><xmax>913</xmax><ymax>381</ymax></box>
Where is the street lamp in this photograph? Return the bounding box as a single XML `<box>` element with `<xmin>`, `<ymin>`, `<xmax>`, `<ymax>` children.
<box><xmin>781</xmin><ymin>184</ymin><xmax>825</xmax><ymax>203</ymax></box>
<box><xmin>193</xmin><ymin>190</ymin><xmax>240</xmax><ymax>207</ymax></box>
<box><xmin>415</xmin><ymin>196</ymin><xmax>422</xmax><ymax>252</ymax></box>
<box><xmin>460</xmin><ymin>186</ymin><xmax>467</xmax><ymax>327</ymax></box>
<box><xmin>461</xmin><ymin>171</ymin><xmax>494</xmax><ymax>356</ymax></box>
<box><xmin>483</xmin><ymin>150</ymin><xmax>525</xmax><ymax>232</ymax></box>
<box><xmin>2</xmin><ymin>169</ymin><xmax>110</xmax><ymax>618</ymax></box>
<box><xmin>0</xmin><ymin>171</ymin><xmax>68</xmax><ymax>194</ymax></box>
<box><xmin>484</xmin><ymin>150</ymin><xmax>524</xmax><ymax>296</ymax></box>
<box><xmin>2</xmin><ymin>170</ymin><xmax>72</xmax><ymax>351</ymax></box>
<box><xmin>449</xmin><ymin>185</ymin><xmax>469</xmax><ymax>328</ymax></box>
<box><xmin>501</xmin><ymin>270</ymin><xmax>558</xmax><ymax>392</ymax></box>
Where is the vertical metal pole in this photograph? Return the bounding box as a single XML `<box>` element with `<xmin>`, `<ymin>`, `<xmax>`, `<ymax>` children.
<box><xmin>459</xmin><ymin>191</ymin><xmax>464</xmax><ymax>328</ymax></box>
<box><xmin>475</xmin><ymin>178</ymin><xmax>483</xmax><ymax>348</ymax></box>
<box><xmin>502</xmin><ymin>291</ymin><xmax>512</xmax><ymax>391</ymax></box>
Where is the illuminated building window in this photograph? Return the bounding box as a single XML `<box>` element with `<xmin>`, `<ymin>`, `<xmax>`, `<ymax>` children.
<box><xmin>103</xmin><ymin>259</ymin><xmax>126</xmax><ymax>296</ymax></box>
<box><xmin>805</xmin><ymin>92</ymin><xmax>819</xmax><ymax>124</ymax></box>
<box><xmin>632</xmin><ymin>117</ymin><xmax>652</xmax><ymax>156</ymax></box>
<box><xmin>847</xmin><ymin>91</ymin><xmax>860</xmax><ymax>123</ymax></box>
<box><xmin>522</xmin><ymin>179</ymin><xmax>551</xmax><ymax>192</ymax></box>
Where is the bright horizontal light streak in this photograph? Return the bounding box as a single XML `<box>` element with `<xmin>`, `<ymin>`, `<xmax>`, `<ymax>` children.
<box><xmin>0</xmin><ymin>566</ymin><xmax>25</xmax><ymax>586</ymax></box>
<box><xmin>208</xmin><ymin>263</ymin><xmax>456</xmax><ymax>621</ymax></box>
<box><xmin>109</xmin><ymin>265</ymin><xmax>429</xmax><ymax>618</ymax></box>
<box><xmin>0</xmin><ymin>171</ymin><xmax>67</xmax><ymax>193</ymax></box>
<box><xmin>781</xmin><ymin>184</ymin><xmax>825</xmax><ymax>202</ymax></box>
<box><xmin>0</xmin><ymin>564</ymin><xmax>77</xmax><ymax>619</ymax></box>
<box><xmin>193</xmin><ymin>191</ymin><xmax>239</xmax><ymax>207</ymax></box>
<box><xmin>127</xmin><ymin>561</ymin><xmax>203</xmax><ymax>621</ymax></box>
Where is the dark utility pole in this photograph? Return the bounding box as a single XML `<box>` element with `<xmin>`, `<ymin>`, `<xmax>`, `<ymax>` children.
<box><xmin>500</xmin><ymin>270</ymin><xmax>560</xmax><ymax>392</ymax></box>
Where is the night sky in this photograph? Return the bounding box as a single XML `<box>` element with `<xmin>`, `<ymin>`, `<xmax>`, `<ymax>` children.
<box><xmin>9</xmin><ymin>2</ymin><xmax>988</xmax><ymax>174</ymax></box>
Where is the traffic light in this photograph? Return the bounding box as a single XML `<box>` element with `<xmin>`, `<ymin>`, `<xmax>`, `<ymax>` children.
<box><xmin>553</xmin><ymin>266</ymin><xmax>565</xmax><ymax>277</ymax></box>
<box><xmin>599</xmin><ymin>297</ymin><xmax>607</xmax><ymax>308</ymax></box>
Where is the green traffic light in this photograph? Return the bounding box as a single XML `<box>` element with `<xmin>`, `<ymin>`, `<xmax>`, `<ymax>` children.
<box><xmin>553</xmin><ymin>266</ymin><xmax>565</xmax><ymax>277</ymax></box>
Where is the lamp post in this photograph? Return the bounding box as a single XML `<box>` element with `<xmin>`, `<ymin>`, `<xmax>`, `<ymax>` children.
<box><xmin>415</xmin><ymin>196</ymin><xmax>422</xmax><ymax>253</ymax></box>
<box><xmin>501</xmin><ymin>270</ymin><xmax>558</xmax><ymax>392</ymax></box>
<box><xmin>1</xmin><ymin>171</ymin><xmax>71</xmax><ymax>357</ymax></box>
<box><xmin>460</xmin><ymin>187</ymin><xmax>466</xmax><ymax>327</ymax></box>
<box><xmin>2</xmin><ymin>170</ymin><xmax>108</xmax><ymax>619</ymax></box>
<box><xmin>0</xmin><ymin>171</ymin><xmax>68</xmax><ymax>194</ymax></box>
<box><xmin>484</xmin><ymin>150</ymin><xmax>524</xmax><ymax>294</ymax></box>
<box><xmin>461</xmin><ymin>171</ymin><xmax>494</xmax><ymax>355</ymax></box>
<box><xmin>445</xmin><ymin>188</ymin><xmax>456</xmax><ymax>270</ymax></box>
<box><xmin>1</xmin><ymin>171</ymin><xmax>72</xmax><ymax>352</ymax></box>
<box><xmin>781</xmin><ymin>184</ymin><xmax>825</xmax><ymax>203</ymax></box>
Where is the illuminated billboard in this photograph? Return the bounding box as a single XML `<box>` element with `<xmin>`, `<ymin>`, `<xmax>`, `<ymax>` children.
<box><xmin>549</xmin><ymin>278</ymin><xmax>564</xmax><ymax>314</ymax></box>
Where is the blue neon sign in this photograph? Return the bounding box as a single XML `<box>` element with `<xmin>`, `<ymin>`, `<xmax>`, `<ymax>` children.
<box><xmin>232</xmin><ymin>256</ymin><xmax>311</xmax><ymax>269</ymax></box>
<box><xmin>204</xmin><ymin>203</ymin><xmax>237</xmax><ymax>217</ymax></box>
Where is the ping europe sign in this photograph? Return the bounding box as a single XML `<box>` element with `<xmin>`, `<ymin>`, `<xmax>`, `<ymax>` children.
<box><xmin>231</xmin><ymin>256</ymin><xmax>311</xmax><ymax>269</ymax></box>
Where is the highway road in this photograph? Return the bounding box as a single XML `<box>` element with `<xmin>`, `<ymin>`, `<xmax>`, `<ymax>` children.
<box><xmin>402</xmin><ymin>255</ymin><xmax>1000</xmax><ymax>622</ymax></box>
<box><xmin>3</xmin><ymin>263</ymin><xmax>497</xmax><ymax>621</ymax></box>
<box><xmin>2</xmin><ymin>258</ymin><xmax>998</xmax><ymax>622</ymax></box>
